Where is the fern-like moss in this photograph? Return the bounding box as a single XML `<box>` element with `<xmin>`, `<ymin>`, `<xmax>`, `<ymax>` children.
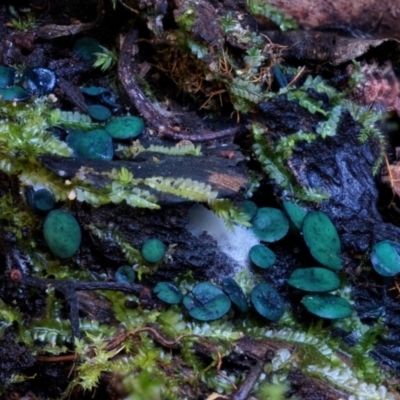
<box><xmin>51</xmin><ymin>109</ymin><xmax>101</xmax><ymax>131</ymax></box>
<box><xmin>146</xmin><ymin>142</ymin><xmax>202</xmax><ymax>156</ymax></box>
<box><xmin>209</xmin><ymin>198</ymin><xmax>251</xmax><ymax>230</ymax></box>
<box><xmin>88</xmin><ymin>223</ymin><xmax>142</xmax><ymax>266</ymax></box>
<box><xmin>144</xmin><ymin>177</ymin><xmax>218</xmax><ymax>203</ymax></box>
<box><xmin>231</xmin><ymin>78</ymin><xmax>263</xmax><ymax>104</ymax></box>
<box><xmin>247</xmin><ymin>0</ymin><xmax>299</xmax><ymax>31</ymax></box>
<box><xmin>252</xmin><ymin>123</ymin><xmax>328</xmax><ymax>202</ymax></box>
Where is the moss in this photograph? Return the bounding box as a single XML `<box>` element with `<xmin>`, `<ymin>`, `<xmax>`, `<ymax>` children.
<box><xmin>0</xmin><ymin>6</ymin><xmax>395</xmax><ymax>398</ymax></box>
<box><xmin>247</xmin><ymin>0</ymin><xmax>299</xmax><ymax>31</ymax></box>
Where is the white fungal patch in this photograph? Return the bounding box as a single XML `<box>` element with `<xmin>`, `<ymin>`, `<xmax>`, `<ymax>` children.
<box><xmin>186</xmin><ymin>204</ymin><xmax>259</xmax><ymax>275</ymax></box>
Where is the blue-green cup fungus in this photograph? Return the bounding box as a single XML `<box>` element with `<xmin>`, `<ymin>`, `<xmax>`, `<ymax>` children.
<box><xmin>115</xmin><ymin>265</ymin><xmax>136</xmax><ymax>283</ymax></box>
<box><xmin>73</xmin><ymin>37</ymin><xmax>102</xmax><ymax>61</ymax></box>
<box><xmin>81</xmin><ymin>86</ymin><xmax>109</xmax><ymax>96</ymax></box>
<box><xmin>302</xmin><ymin>211</ymin><xmax>342</xmax><ymax>271</ymax></box>
<box><xmin>371</xmin><ymin>240</ymin><xmax>400</xmax><ymax>277</ymax></box>
<box><xmin>24</xmin><ymin>187</ymin><xmax>36</xmax><ymax>211</ymax></box>
<box><xmin>272</xmin><ymin>64</ymin><xmax>288</xmax><ymax>88</ymax></box>
<box><xmin>252</xmin><ymin>207</ymin><xmax>289</xmax><ymax>242</ymax></box>
<box><xmin>249</xmin><ymin>244</ymin><xmax>276</xmax><ymax>269</ymax></box>
<box><xmin>0</xmin><ymin>86</ymin><xmax>31</xmax><ymax>102</ymax></box>
<box><xmin>141</xmin><ymin>239</ymin><xmax>167</xmax><ymax>263</ymax></box>
<box><xmin>153</xmin><ymin>282</ymin><xmax>183</xmax><ymax>305</ymax></box>
<box><xmin>105</xmin><ymin>116</ymin><xmax>145</xmax><ymax>139</ymax></box>
<box><xmin>0</xmin><ymin>66</ymin><xmax>16</xmax><ymax>89</ymax></box>
<box><xmin>21</xmin><ymin>67</ymin><xmax>57</xmax><ymax>96</ymax></box>
<box><xmin>66</xmin><ymin>129</ymin><xmax>113</xmax><ymax>161</ymax></box>
<box><xmin>282</xmin><ymin>201</ymin><xmax>307</xmax><ymax>231</ymax></box>
<box><xmin>250</xmin><ymin>283</ymin><xmax>285</xmax><ymax>321</ymax></box>
<box><xmin>183</xmin><ymin>282</ymin><xmax>231</xmax><ymax>321</ymax></box>
<box><xmin>221</xmin><ymin>278</ymin><xmax>248</xmax><ymax>313</ymax></box>
<box><xmin>87</xmin><ymin>104</ymin><xmax>112</xmax><ymax>122</ymax></box>
<box><xmin>43</xmin><ymin>210</ymin><xmax>81</xmax><ymax>258</ymax></box>
<box><xmin>302</xmin><ymin>293</ymin><xmax>353</xmax><ymax>319</ymax></box>
<box><xmin>241</xmin><ymin>200</ymin><xmax>258</xmax><ymax>221</ymax></box>
<box><xmin>33</xmin><ymin>188</ymin><xmax>56</xmax><ymax>212</ymax></box>
<box><xmin>287</xmin><ymin>267</ymin><xmax>340</xmax><ymax>292</ymax></box>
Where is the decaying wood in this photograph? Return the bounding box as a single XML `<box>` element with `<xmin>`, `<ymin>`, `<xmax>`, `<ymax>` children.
<box><xmin>35</xmin><ymin>19</ymin><xmax>101</xmax><ymax>39</ymax></box>
<box><xmin>57</xmin><ymin>77</ymin><xmax>88</xmax><ymax>113</ymax></box>
<box><xmin>34</xmin><ymin>4</ymin><xmax>103</xmax><ymax>39</ymax></box>
<box><xmin>264</xmin><ymin>30</ymin><xmax>400</xmax><ymax>65</ymax></box>
<box><xmin>40</xmin><ymin>149</ymin><xmax>248</xmax><ymax>203</ymax></box>
<box><xmin>265</xmin><ymin>0</ymin><xmax>400</xmax><ymax>39</ymax></box>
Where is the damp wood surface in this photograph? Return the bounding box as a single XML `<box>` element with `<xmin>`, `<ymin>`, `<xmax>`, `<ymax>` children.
<box><xmin>40</xmin><ymin>146</ymin><xmax>248</xmax><ymax>204</ymax></box>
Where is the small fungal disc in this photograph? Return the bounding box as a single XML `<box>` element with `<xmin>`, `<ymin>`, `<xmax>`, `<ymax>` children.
<box><xmin>250</xmin><ymin>283</ymin><xmax>285</xmax><ymax>321</ymax></box>
<box><xmin>73</xmin><ymin>37</ymin><xmax>102</xmax><ymax>61</ymax></box>
<box><xmin>249</xmin><ymin>244</ymin><xmax>276</xmax><ymax>269</ymax></box>
<box><xmin>87</xmin><ymin>104</ymin><xmax>112</xmax><ymax>122</ymax></box>
<box><xmin>24</xmin><ymin>187</ymin><xmax>36</xmax><ymax>210</ymax></box>
<box><xmin>66</xmin><ymin>129</ymin><xmax>113</xmax><ymax>161</ymax></box>
<box><xmin>34</xmin><ymin>188</ymin><xmax>56</xmax><ymax>212</ymax></box>
<box><xmin>252</xmin><ymin>207</ymin><xmax>289</xmax><ymax>242</ymax></box>
<box><xmin>287</xmin><ymin>267</ymin><xmax>340</xmax><ymax>292</ymax></box>
<box><xmin>242</xmin><ymin>200</ymin><xmax>258</xmax><ymax>220</ymax></box>
<box><xmin>221</xmin><ymin>278</ymin><xmax>248</xmax><ymax>313</ymax></box>
<box><xmin>43</xmin><ymin>210</ymin><xmax>81</xmax><ymax>259</ymax></box>
<box><xmin>115</xmin><ymin>265</ymin><xmax>136</xmax><ymax>283</ymax></box>
<box><xmin>371</xmin><ymin>240</ymin><xmax>400</xmax><ymax>277</ymax></box>
<box><xmin>153</xmin><ymin>282</ymin><xmax>183</xmax><ymax>305</ymax></box>
<box><xmin>183</xmin><ymin>282</ymin><xmax>231</xmax><ymax>321</ymax></box>
<box><xmin>272</xmin><ymin>64</ymin><xmax>288</xmax><ymax>88</ymax></box>
<box><xmin>302</xmin><ymin>293</ymin><xmax>353</xmax><ymax>319</ymax></box>
<box><xmin>0</xmin><ymin>86</ymin><xmax>31</xmax><ymax>102</ymax></box>
<box><xmin>0</xmin><ymin>66</ymin><xmax>16</xmax><ymax>89</ymax></box>
<box><xmin>21</xmin><ymin>67</ymin><xmax>57</xmax><ymax>96</ymax></box>
<box><xmin>141</xmin><ymin>239</ymin><xmax>167</xmax><ymax>263</ymax></box>
<box><xmin>302</xmin><ymin>211</ymin><xmax>342</xmax><ymax>271</ymax></box>
<box><xmin>282</xmin><ymin>201</ymin><xmax>307</xmax><ymax>230</ymax></box>
<box><xmin>81</xmin><ymin>86</ymin><xmax>109</xmax><ymax>96</ymax></box>
<box><xmin>105</xmin><ymin>116</ymin><xmax>145</xmax><ymax>139</ymax></box>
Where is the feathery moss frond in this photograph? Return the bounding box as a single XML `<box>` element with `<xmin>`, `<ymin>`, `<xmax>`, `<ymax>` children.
<box><xmin>144</xmin><ymin>177</ymin><xmax>218</xmax><ymax>202</ymax></box>
<box><xmin>209</xmin><ymin>199</ymin><xmax>251</xmax><ymax>230</ymax></box>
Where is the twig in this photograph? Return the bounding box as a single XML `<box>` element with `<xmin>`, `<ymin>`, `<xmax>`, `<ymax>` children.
<box><xmin>106</xmin><ymin>326</ymin><xmax>203</xmax><ymax>351</ymax></box>
<box><xmin>8</xmin><ymin>248</ymin><xmax>145</xmax><ymax>340</ymax></box>
<box><xmin>36</xmin><ymin>354</ymin><xmax>78</xmax><ymax>362</ymax></box>
<box><xmin>287</xmin><ymin>65</ymin><xmax>306</xmax><ymax>88</ymax></box>
<box><xmin>216</xmin><ymin>350</ymin><xmax>237</xmax><ymax>390</ymax></box>
<box><xmin>229</xmin><ymin>358</ymin><xmax>265</xmax><ymax>400</ymax></box>
<box><xmin>118</xmin><ymin>30</ymin><xmax>239</xmax><ymax>142</ymax></box>
<box><xmin>118</xmin><ymin>0</ymin><xmax>139</xmax><ymax>14</ymax></box>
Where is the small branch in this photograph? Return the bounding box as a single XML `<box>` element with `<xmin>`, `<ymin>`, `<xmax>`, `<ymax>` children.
<box><xmin>106</xmin><ymin>326</ymin><xmax>203</xmax><ymax>351</ymax></box>
<box><xmin>118</xmin><ymin>30</ymin><xmax>239</xmax><ymax>142</ymax></box>
<box><xmin>14</xmin><ymin>271</ymin><xmax>145</xmax><ymax>339</ymax></box>
<box><xmin>36</xmin><ymin>354</ymin><xmax>78</xmax><ymax>362</ymax></box>
<box><xmin>229</xmin><ymin>358</ymin><xmax>265</xmax><ymax>400</ymax></box>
